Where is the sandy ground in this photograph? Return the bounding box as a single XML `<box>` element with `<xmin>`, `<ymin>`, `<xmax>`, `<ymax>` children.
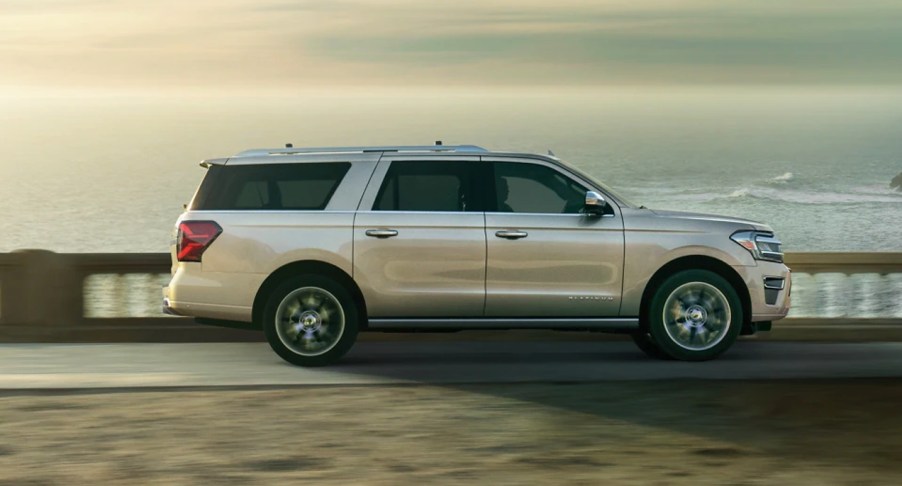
<box><xmin>1</xmin><ymin>380</ymin><xmax>900</xmax><ymax>485</ymax></box>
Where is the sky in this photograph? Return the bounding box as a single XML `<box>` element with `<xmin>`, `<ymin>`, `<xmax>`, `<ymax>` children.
<box><xmin>1</xmin><ymin>0</ymin><xmax>901</xmax><ymax>93</ymax></box>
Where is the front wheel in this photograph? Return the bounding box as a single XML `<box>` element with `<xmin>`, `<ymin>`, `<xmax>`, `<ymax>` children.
<box><xmin>262</xmin><ymin>275</ymin><xmax>359</xmax><ymax>367</ymax></box>
<box><xmin>644</xmin><ymin>270</ymin><xmax>743</xmax><ymax>361</ymax></box>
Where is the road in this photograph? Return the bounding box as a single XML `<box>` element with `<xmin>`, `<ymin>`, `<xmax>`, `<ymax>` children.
<box><xmin>2</xmin><ymin>340</ymin><xmax>902</xmax><ymax>484</ymax></box>
<box><xmin>1</xmin><ymin>340</ymin><xmax>901</xmax><ymax>389</ymax></box>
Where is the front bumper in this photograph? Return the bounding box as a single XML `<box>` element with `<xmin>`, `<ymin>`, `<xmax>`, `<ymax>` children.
<box><xmin>734</xmin><ymin>260</ymin><xmax>791</xmax><ymax>322</ymax></box>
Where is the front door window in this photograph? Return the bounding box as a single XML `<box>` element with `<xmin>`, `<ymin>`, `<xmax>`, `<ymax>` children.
<box><xmin>493</xmin><ymin>162</ymin><xmax>586</xmax><ymax>214</ymax></box>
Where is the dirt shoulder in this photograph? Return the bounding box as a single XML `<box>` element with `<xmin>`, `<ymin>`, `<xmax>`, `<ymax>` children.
<box><xmin>1</xmin><ymin>380</ymin><xmax>900</xmax><ymax>485</ymax></box>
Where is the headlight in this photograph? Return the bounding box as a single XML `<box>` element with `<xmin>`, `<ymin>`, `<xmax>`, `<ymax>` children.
<box><xmin>731</xmin><ymin>230</ymin><xmax>783</xmax><ymax>263</ymax></box>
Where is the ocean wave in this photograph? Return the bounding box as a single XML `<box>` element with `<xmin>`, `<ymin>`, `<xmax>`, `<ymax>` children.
<box><xmin>619</xmin><ymin>177</ymin><xmax>902</xmax><ymax>206</ymax></box>
<box><xmin>714</xmin><ymin>187</ymin><xmax>902</xmax><ymax>204</ymax></box>
<box><xmin>769</xmin><ymin>172</ymin><xmax>794</xmax><ymax>183</ymax></box>
<box><xmin>849</xmin><ymin>184</ymin><xmax>902</xmax><ymax>196</ymax></box>
<box><xmin>728</xmin><ymin>188</ymin><xmax>751</xmax><ymax>198</ymax></box>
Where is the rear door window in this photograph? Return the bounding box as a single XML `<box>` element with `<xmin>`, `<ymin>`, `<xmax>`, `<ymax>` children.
<box><xmin>373</xmin><ymin>161</ymin><xmax>484</xmax><ymax>212</ymax></box>
<box><xmin>192</xmin><ymin>163</ymin><xmax>350</xmax><ymax>210</ymax></box>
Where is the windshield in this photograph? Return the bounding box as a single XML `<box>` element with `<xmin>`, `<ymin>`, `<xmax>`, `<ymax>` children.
<box><xmin>554</xmin><ymin>158</ymin><xmax>640</xmax><ymax>208</ymax></box>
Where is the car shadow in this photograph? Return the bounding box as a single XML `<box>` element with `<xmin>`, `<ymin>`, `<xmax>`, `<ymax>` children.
<box><xmin>305</xmin><ymin>338</ymin><xmax>902</xmax><ymax>471</ymax></box>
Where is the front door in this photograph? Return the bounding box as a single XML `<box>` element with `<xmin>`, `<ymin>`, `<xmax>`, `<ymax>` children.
<box><xmin>353</xmin><ymin>156</ymin><xmax>487</xmax><ymax>317</ymax></box>
<box><xmin>484</xmin><ymin>158</ymin><xmax>624</xmax><ymax>317</ymax></box>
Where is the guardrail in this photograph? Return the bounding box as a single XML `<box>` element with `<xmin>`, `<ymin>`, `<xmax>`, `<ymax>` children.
<box><xmin>779</xmin><ymin>253</ymin><xmax>902</xmax><ymax>340</ymax></box>
<box><xmin>785</xmin><ymin>253</ymin><xmax>902</xmax><ymax>274</ymax></box>
<box><xmin>0</xmin><ymin>250</ymin><xmax>255</xmax><ymax>342</ymax></box>
<box><xmin>0</xmin><ymin>250</ymin><xmax>900</xmax><ymax>342</ymax></box>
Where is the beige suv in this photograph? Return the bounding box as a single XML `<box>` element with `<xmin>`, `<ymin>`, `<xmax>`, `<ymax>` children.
<box><xmin>163</xmin><ymin>144</ymin><xmax>790</xmax><ymax>366</ymax></box>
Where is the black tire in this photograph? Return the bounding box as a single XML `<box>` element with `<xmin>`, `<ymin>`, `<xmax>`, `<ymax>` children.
<box><xmin>630</xmin><ymin>332</ymin><xmax>672</xmax><ymax>360</ymax></box>
<box><xmin>262</xmin><ymin>274</ymin><xmax>359</xmax><ymax>367</ymax></box>
<box><xmin>646</xmin><ymin>269</ymin><xmax>743</xmax><ymax>361</ymax></box>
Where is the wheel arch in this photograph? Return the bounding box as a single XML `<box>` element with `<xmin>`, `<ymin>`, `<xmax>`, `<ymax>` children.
<box><xmin>638</xmin><ymin>255</ymin><xmax>752</xmax><ymax>334</ymax></box>
<box><xmin>253</xmin><ymin>260</ymin><xmax>368</xmax><ymax>328</ymax></box>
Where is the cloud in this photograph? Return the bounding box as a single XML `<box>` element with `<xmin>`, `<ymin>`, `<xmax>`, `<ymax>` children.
<box><xmin>1</xmin><ymin>0</ymin><xmax>901</xmax><ymax>91</ymax></box>
<box><xmin>297</xmin><ymin>0</ymin><xmax>902</xmax><ymax>83</ymax></box>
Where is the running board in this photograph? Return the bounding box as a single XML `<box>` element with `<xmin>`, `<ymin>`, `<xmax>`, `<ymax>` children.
<box><xmin>366</xmin><ymin>317</ymin><xmax>639</xmax><ymax>332</ymax></box>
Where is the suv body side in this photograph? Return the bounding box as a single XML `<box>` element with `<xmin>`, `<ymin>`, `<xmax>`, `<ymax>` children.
<box><xmin>351</xmin><ymin>154</ymin><xmax>627</xmax><ymax>319</ymax></box>
<box><xmin>165</xmin><ymin>150</ymin><xmax>789</xmax><ymax>329</ymax></box>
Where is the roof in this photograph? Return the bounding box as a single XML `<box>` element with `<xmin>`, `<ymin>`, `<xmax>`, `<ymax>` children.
<box><xmin>234</xmin><ymin>144</ymin><xmax>488</xmax><ymax>157</ymax></box>
<box><xmin>199</xmin><ymin>144</ymin><xmax>560</xmax><ymax>167</ymax></box>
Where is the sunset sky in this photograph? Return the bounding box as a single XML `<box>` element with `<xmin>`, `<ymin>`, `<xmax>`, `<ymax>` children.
<box><xmin>1</xmin><ymin>0</ymin><xmax>901</xmax><ymax>92</ymax></box>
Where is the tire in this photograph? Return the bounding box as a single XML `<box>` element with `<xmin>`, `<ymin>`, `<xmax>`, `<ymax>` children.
<box><xmin>630</xmin><ymin>332</ymin><xmax>672</xmax><ymax>360</ymax></box>
<box><xmin>645</xmin><ymin>269</ymin><xmax>743</xmax><ymax>361</ymax></box>
<box><xmin>262</xmin><ymin>274</ymin><xmax>359</xmax><ymax>367</ymax></box>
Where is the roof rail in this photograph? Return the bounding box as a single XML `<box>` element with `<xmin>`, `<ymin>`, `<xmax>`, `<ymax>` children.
<box><xmin>235</xmin><ymin>145</ymin><xmax>488</xmax><ymax>157</ymax></box>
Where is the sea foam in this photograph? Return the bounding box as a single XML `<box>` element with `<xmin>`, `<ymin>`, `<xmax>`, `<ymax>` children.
<box><xmin>770</xmin><ymin>172</ymin><xmax>794</xmax><ymax>183</ymax></box>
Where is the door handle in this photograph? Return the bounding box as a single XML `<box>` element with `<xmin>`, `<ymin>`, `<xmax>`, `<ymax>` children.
<box><xmin>495</xmin><ymin>230</ymin><xmax>528</xmax><ymax>240</ymax></box>
<box><xmin>365</xmin><ymin>229</ymin><xmax>399</xmax><ymax>238</ymax></box>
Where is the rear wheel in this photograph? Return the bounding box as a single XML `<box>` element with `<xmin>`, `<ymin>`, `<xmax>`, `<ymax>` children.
<box><xmin>644</xmin><ymin>270</ymin><xmax>743</xmax><ymax>361</ymax></box>
<box><xmin>262</xmin><ymin>275</ymin><xmax>359</xmax><ymax>367</ymax></box>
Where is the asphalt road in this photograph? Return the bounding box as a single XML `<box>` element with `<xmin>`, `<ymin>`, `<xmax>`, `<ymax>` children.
<box><xmin>1</xmin><ymin>340</ymin><xmax>901</xmax><ymax>389</ymax></box>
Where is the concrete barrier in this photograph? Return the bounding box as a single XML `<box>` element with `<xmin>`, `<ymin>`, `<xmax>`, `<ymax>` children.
<box><xmin>1</xmin><ymin>250</ymin><xmax>900</xmax><ymax>342</ymax></box>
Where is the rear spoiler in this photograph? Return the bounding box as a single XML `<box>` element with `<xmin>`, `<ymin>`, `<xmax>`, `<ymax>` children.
<box><xmin>199</xmin><ymin>158</ymin><xmax>229</xmax><ymax>168</ymax></box>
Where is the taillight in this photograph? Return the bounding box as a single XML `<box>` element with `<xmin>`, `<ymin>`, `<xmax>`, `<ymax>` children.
<box><xmin>177</xmin><ymin>221</ymin><xmax>222</xmax><ymax>262</ymax></box>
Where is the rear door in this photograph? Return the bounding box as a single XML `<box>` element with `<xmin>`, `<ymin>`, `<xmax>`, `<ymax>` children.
<box><xmin>483</xmin><ymin>157</ymin><xmax>625</xmax><ymax>317</ymax></box>
<box><xmin>353</xmin><ymin>156</ymin><xmax>487</xmax><ymax>317</ymax></box>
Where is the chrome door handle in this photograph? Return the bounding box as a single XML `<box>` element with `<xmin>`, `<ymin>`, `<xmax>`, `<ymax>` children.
<box><xmin>495</xmin><ymin>230</ymin><xmax>528</xmax><ymax>240</ymax></box>
<box><xmin>365</xmin><ymin>229</ymin><xmax>399</xmax><ymax>238</ymax></box>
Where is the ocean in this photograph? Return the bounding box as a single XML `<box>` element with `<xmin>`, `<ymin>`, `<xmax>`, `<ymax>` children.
<box><xmin>1</xmin><ymin>87</ymin><xmax>901</xmax><ymax>253</ymax></box>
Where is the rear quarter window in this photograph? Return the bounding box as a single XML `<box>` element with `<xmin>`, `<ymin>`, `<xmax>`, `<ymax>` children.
<box><xmin>191</xmin><ymin>162</ymin><xmax>350</xmax><ymax>210</ymax></box>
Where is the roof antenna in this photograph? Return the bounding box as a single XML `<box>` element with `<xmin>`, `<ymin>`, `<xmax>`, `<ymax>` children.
<box><xmin>285</xmin><ymin>143</ymin><xmax>293</xmax><ymax>148</ymax></box>
<box><xmin>435</xmin><ymin>140</ymin><xmax>443</xmax><ymax>146</ymax></box>
<box><xmin>547</xmin><ymin>149</ymin><xmax>555</xmax><ymax>156</ymax></box>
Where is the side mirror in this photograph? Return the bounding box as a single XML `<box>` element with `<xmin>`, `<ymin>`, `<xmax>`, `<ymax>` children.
<box><xmin>584</xmin><ymin>191</ymin><xmax>608</xmax><ymax>216</ymax></box>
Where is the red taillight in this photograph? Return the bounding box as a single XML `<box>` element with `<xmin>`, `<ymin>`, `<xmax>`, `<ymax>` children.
<box><xmin>177</xmin><ymin>221</ymin><xmax>222</xmax><ymax>262</ymax></box>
